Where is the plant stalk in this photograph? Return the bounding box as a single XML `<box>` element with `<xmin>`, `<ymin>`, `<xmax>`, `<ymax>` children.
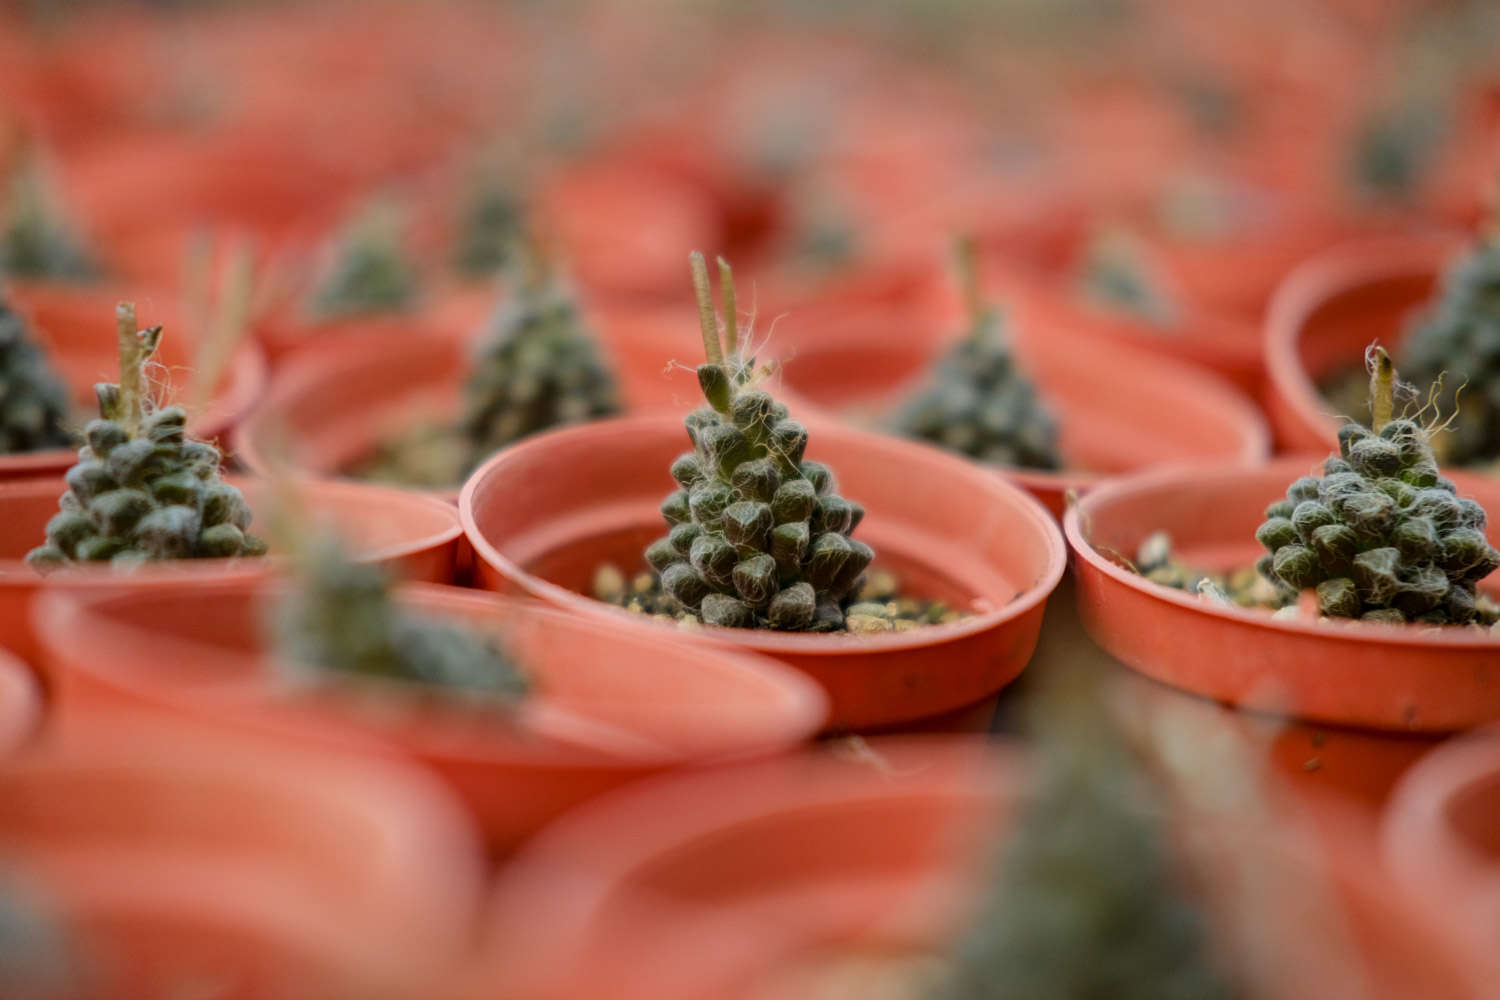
<box><xmin>690</xmin><ymin>250</ymin><xmax>723</xmax><ymax>364</ymax></box>
<box><xmin>1369</xmin><ymin>345</ymin><xmax>1394</xmax><ymax>431</ymax></box>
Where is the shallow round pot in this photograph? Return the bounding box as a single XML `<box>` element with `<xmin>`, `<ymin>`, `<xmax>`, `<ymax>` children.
<box><xmin>0</xmin><ymin>715</ymin><xmax>484</xmax><ymax>1000</ymax></box>
<box><xmin>235</xmin><ymin>308</ymin><xmax>720</xmax><ymax>502</ymax></box>
<box><xmin>0</xmin><ymin>282</ymin><xmax>267</xmax><ymax>480</ymax></box>
<box><xmin>33</xmin><ymin>580</ymin><xmax>827</xmax><ymax>855</ymax></box>
<box><xmin>1382</xmin><ymin>731</ymin><xmax>1500</xmax><ymax>968</ymax></box>
<box><xmin>0</xmin><ymin>474</ymin><xmax>463</xmax><ymax>671</ymax></box>
<box><xmin>1065</xmin><ymin>457</ymin><xmax>1500</xmax><ymax>734</ymax></box>
<box><xmin>1264</xmin><ymin>236</ymin><xmax>1458</xmax><ymax>453</ymax></box>
<box><xmin>772</xmin><ymin>275</ymin><xmax>1270</xmax><ymax>518</ymax></box>
<box><xmin>466</xmin><ymin>740</ymin><xmax>1489</xmax><ymax>1000</ymax></box>
<box><xmin>461</xmin><ymin>414</ymin><xmax>1067</xmax><ymax>732</ymax></box>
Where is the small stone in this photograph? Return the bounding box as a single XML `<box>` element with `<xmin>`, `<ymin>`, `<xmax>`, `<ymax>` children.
<box><xmin>846</xmin><ymin>614</ymin><xmax>893</xmax><ymax>635</ymax></box>
<box><xmin>1136</xmin><ymin>530</ymin><xmax>1171</xmax><ymax>571</ymax></box>
<box><xmin>592</xmin><ymin>564</ymin><xmax>626</xmax><ymax>604</ymax></box>
<box><xmin>893</xmin><ymin>619</ymin><xmax>920</xmax><ymax>632</ymax></box>
<box><xmin>845</xmin><ymin>601</ymin><xmax>893</xmax><ymax>620</ymax></box>
<box><xmin>858</xmin><ymin>570</ymin><xmax>900</xmax><ymax>602</ymax></box>
<box><xmin>631</xmin><ymin>573</ymin><xmax>655</xmax><ymax>595</ymax></box>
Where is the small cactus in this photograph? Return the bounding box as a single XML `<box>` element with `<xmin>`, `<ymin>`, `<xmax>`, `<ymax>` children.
<box><xmin>932</xmin><ymin>674</ymin><xmax>1241</xmax><ymax>1000</ymax></box>
<box><xmin>1075</xmin><ymin>226</ymin><xmax>1178</xmax><ymax>328</ymax></box>
<box><xmin>451</xmin><ymin>174</ymin><xmax>526</xmax><ymax>280</ymax></box>
<box><xmin>273</xmin><ymin>538</ymin><xmax>528</xmax><ymax>700</ymax></box>
<box><xmin>1399</xmin><ymin>220</ymin><xmax>1500</xmax><ymax>465</ymax></box>
<box><xmin>25</xmin><ymin>303</ymin><xmax>266</xmax><ymax>568</ymax></box>
<box><xmin>0</xmin><ymin>153</ymin><xmax>98</xmax><ymax>282</ymax></box>
<box><xmin>893</xmin><ymin>237</ymin><xmax>1061</xmax><ymax>470</ymax></box>
<box><xmin>307</xmin><ymin>200</ymin><xmax>419</xmax><ymax>320</ymax></box>
<box><xmin>644</xmin><ymin>252</ymin><xmax>873</xmax><ymax>631</ymax></box>
<box><xmin>0</xmin><ymin>298</ymin><xmax>73</xmax><ymax>454</ymax></box>
<box><xmin>1256</xmin><ymin>347</ymin><xmax>1500</xmax><ymax>624</ymax></box>
<box><xmin>457</xmin><ymin>254</ymin><xmax>621</xmax><ymax>472</ymax></box>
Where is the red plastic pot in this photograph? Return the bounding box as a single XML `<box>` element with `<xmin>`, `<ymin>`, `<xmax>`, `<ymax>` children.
<box><xmin>1382</xmin><ymin>731</ymin><xmax>1500</xmax><ymax>971</ymax></box>
<box><xmin>0</xmin><ymin>646</ymin><xmax>41</xmax><ymax>756</ymax></box>
<box><xmin>468</xmin><ymin>741</ymin><xmax>1488</xmax><ymax>1000</ymax></box>
<box><xmin>1065</xmin><ymin>457</ymin><xmax>1500</xmax><ymax>801</ymax></box>
<box><xmin>235</xmin><ymin>306</ymin><xmax>760</xmax><ymax>501</ymax></box>
<box><xmin>772</xmin><ymin>274</ymin><xmax>1270</xmax><ymax>518</ymax></box>
<box><xmin>33</xmin><ymin>580</ymin><xmax>827</xmax><ymax>855</ymax></box>
<box><xmin>0</xmin><ymin>716</ymin><xmax>484</xmax><ymax>1000</ymax></box>
<box><xmin>461</xmin><ymin>414</ymin><xmax>1067</xmax><ymax>732</ymax></box>
<box><xmin>1264</xmin><ymin>236</ymin><xmax>1458</xmax><ymax>454</ymax></box>
<box><xmin>0</xmin><ymin>282</ymin><xmax>267</xmax><ymax>480</ymax></box>
<box><xmin>0</xmin><ymin>474</ymin><xmax>463</xmax><ymax>672</ymax></box>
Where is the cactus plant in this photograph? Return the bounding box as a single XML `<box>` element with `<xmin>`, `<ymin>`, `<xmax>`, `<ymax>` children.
<box><xmin>457</xmin><ymin>254</ymin><xmax>621</xmax><ymax>471</ymax></box>
<box><xmin>1075</xmin><ymin>226</ymin><xmax>1178</xmax><ymax>329</ymax></box>
<box><xmin>892</xmin><ymin>238</ymin><xmax>1061</xmax><ymax>470</ymax></box>
<box><xmin>307</xmin><ymin>200</ymin><xmax>419</xmax><ymax>320</ymax></box>
<box><xmin>643</xmin><ymin>252</ymin><xmax>873</xmax><ymax>631</ymax></box>
<box><xmin>1397</xmin><ymin>217</ymin><xmax>1500</xmax><ymax>466</ymax></box>
<box><xmin>0</xmin><ymin>298</ymin><xmax>74</xmax><ymax>454</ymax></box>
<box><xmin>1257</xmin><ymin>347</ymin><xmax>1500</xmax><ymax>624</ymax></box>
<box><xmin>25</xmin><ymin>303</ymin><xmax>267</xmax><ymax>568</ymax></box>
<box><xmin>273</xmin><ymin>537</ymin><xmax>528</xmax><ymax>699</ymax></box>
<box><xmin>932</xmin><ymin>673</ymin><xmax>1240</xmax><ymax>1000</ymax></box>
<box><xmin>0</xmin><ymin>153</ymin><xmax>98</xmax><ymax>282</ymax></box>
<box><xmin>451</xmin><ymin>173</ymin><xmax>526</xmax><ymax>281</ymax></box>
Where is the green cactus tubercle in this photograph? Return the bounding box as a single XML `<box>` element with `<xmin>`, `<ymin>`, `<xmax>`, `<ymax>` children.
<box><xmin>0</xmin><ymin>298</ymin><xmax>73</xmax><ymax>454</ymax></box>
<box><xmin>25</xmin><ymin>303</ymin><xmax>267</xmax><ymax>568</ymax></box>
<box><xmin>274</xmin><ymin>540</ymin><xmax>528</xmax><ymax>700</ymax></box>
<box><xmin>894</xmin><ymin>238</ymin><xmax>1061</xmax><ymax>471</ymax></box>
<box><xmin>644</xmin><ymin>252</ymin><xmax>873</xmax><ymax>631</ymax></box>
<box><xmin>1256</xmin><ymin>348</ymin><xmax>1500</xmax><ymax>624</ymax></box>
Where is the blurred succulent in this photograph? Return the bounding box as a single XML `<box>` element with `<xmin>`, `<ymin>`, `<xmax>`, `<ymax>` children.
<box><xmin>458</xmin><ymin>253</ymin><xmax>621</xmax><ymax>472</ymax></box>
<box><xmin>0</xmin><ymin>298</ymin><xmax>73</xmax><ymax>454</ymax></box>
<box><xmin>25</xmin><ymin>303</ymin><xmax>266</xmax><ymax>568</ymax></box>
<box><xmin>893</xmin><ymin>237</ymin><xmax>1061</xmax><ymax>470</ymax></box>
<box><xmin>1349</xmin><ymin>101</ymin><xmax>1445</xmax><ymax>206</ymax></box>
<box><xmin>451</xmin><ymin>174</ymin><xmax>527</xmax><ymax>281</ymax></box>
<box><xmin>932</xmin><ymin>671</ymin><xmax>1241</xmax><ymax>1000</ymax></box>
<box><xmin>1256</xmin><ymin>347</ymin><xmax>1500</xmax><ymax>624</ymax></box>
<box><xmin>1398</xmin><ymin>224</ymin><xmax>1500</xmax><ymax>465</ymax></box>
<box><xmin>273</xmin><ymin>537</ymin><xmax>528</xmax><ymax>700</ymax></box>
<box><xmin>307</xmin><ymin>200</ymin><xmax>419</xmax><ymax>320</ymax></box>
<box><xmin>644</xmin><ymin>252</ymin><xmax>873</xmax><ymax>631</ymax></box>
<box><xmin>0</xmin><ymin>153</ymin><xmax>98</xmax><ymax>282</ymax></box>
<box><xmin>1076</xmin><ymin>226</ymin><xmax>1178</xmax><ymax>328</ymax></box>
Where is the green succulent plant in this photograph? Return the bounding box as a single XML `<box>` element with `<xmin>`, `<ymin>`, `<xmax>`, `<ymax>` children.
<box><xmin>0</xmin><ymin>154</ymin><xmax>98</xmax><ymax>282</ymax></box>
<box><xmin>644</xmin><ymin>252</ymin><xmax>873</xmax><ymax>631</ymax></box>
<box><xmin>457</xmin><ymin>254</ymin><xmax>621</xmax><ymax>471</ymax></box>
<box><xmin>307</xmin><ymin>200</ymin><xmax>419</xmax><ymax>320</ymax></box>
<box><xmin>273</xmin><ymin>537</ymin><xmax>528</xmax><ymax>700</ymax></box>
<box><xmin>25</xmin><ymin>303</ymin><xmax>266</xmax><ymax>568</ymax></box>
<box><xmin>451</xmin><ymin>174</ymin><xmax>527</xmax><ymax>281</ymax></box>
<box><xmin>892</xmin><ymin>237</ymin><xmax>1061</xmax><ymax>470</ymax></box>
<box><xmin>1076</xmin><ymin>226</ymin><xmax>1177</xmax><ymax>328</ymax></box>
<box><xmin>1256</xmin><ymin>347</ymin><xmax>1500</xmax><ymax>624</ymax></box>
<box><xmin>1398</xmin><ymin>222</ymin><xmax>1500</xmax><ymax>466</ymax></box>
<box><xmin>0</xmin><ymin>297</ymin><xmax>73</xmax><ymax>454</ymax></box>
<box><xmin>932</xmin><ymin>673</ymin><xmax>1241</xmax><ymax>1000</ymax></box>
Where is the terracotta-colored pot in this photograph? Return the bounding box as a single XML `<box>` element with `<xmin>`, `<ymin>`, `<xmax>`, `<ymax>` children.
<box><xmin>461</xmin><ymin>414</ymin><xmax>1067</xmax><ymax>732</ymax></box>
<box><xmin>1065</xmin><ymin>458</ymin><xmax>1500</xmax><ymax>804</ymax></box>
<box><xmin>0</xmin><ymin>715</ymin><xmax>484</xmax><ymax>1000</ymax></box>
<box><xmin>33</xmin><ymin>580</ymin><xmax>828</xmax><ymax>855</ymax></box>
<box><xmin>0</xmin><ymin>474</ymin><xmax>463</xmax><ymax>672</ymax></box>
<box><xmin>1382</xmin><ymin>731</ymin><xmax>1500</xmax><ymax>971</ymax></box>
<box><xmin>772</xmin><ymin>275</ymin><xmax>1270</xmax><ymax>518</ymax></box>
<box><xmin>467</xmin><ymin>741</ymin><xmax>1488</xmax><ymax>1000</ymax></box>
<box><xmin>0</xmin><ymin>281</ymin><xmax>267</xmax><ymax>480</ymax></box>
<box><xmin>0</xmin><ymin>646</ymin><xmax>42</xmax><ymax>756</ymax></box>
<box><xmin>235</xmin><ymin>305</ymin><xmax>763</xmax><ymax>501</ymax></box>
<box><xmin>1264</xmin><ymin>236</ymin><xmax>1458</xmax><ymax>454</ymax></box>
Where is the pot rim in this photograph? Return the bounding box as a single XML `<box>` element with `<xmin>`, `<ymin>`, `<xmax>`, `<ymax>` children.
<box><xmin>1064</xmin><ymin>455</ymin><xmax>1500</xmax><ymax>650</ymax></box>
<box><xmin>459</xmin><ymin>413</ymin><xmax>1068</xmax><ymax>656</ymax></box>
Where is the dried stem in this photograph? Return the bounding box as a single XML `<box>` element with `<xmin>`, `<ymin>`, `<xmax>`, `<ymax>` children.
<box><xmin>114</xmin><ymin>302</ymin><xmax>158</xmax><ymax>435</ymax></box>
<box><xmin>717</xmin><ymin>255</ymin><xmax>739</xmax><ymax>358</ymax></box>
<box><xmin>690</xmin><ymin>250</ymin><xmax>723</xmax><ymax>365</ymax></box>
<box><xmin>1368</xmin><ymin>344</ymin><xmax>1394</xmax><ymax>431</ymax></box>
